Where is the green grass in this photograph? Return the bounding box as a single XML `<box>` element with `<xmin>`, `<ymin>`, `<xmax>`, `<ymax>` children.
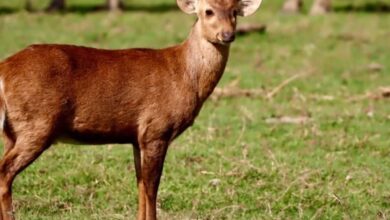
<box><xmin>1</xmin><ymin>0</ymin><xmax>390</xmax><ymax>219</ymax></box>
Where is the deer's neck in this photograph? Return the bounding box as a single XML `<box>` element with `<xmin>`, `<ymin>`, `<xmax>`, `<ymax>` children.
<box><xmin>181</xmin><ymin>21</ymin><xmax>230</xmax><ymax>102</ymax></box>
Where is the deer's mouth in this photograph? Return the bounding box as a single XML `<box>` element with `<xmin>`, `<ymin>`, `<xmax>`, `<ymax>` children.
<box><xmin>216</xmin><ymin>32</ymin><xmax>236</xmax><ymax>45</ymax></box>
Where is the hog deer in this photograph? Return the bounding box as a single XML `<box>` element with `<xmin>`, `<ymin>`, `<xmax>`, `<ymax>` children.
<box><xmin>0</xmin><ymin>0</ymin><xmax>262</xmax><ymax>219</ymax></box>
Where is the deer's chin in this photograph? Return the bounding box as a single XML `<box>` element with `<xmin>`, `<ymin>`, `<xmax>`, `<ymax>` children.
<box><xmin>217</xmin><ymin>40</ymin><xmax>233</xmax><ymax>46</ymax></box>
<box><xmin>221</xmin><ymin>39</ymin><xmax>235</xmax><ymax>45</ymax></box>
<box><xmin>203</xmin><ymin>36</ymin><xmax>230</xmax><ymax>46</ymax></box>
<box><xmin>210</xmin><ymin>38</ymin><xmax>232</xmax><ymax>46</ymax></box>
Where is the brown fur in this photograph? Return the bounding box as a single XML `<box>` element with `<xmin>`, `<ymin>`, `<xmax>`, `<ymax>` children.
<box><xmin>0</xmin><ymin>0</ymin><xmax>262</xmax><ymax>219</ymax></box>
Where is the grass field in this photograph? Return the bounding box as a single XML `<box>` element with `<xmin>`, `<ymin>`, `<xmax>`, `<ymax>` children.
<box><xmin>0</xmin><ymin>0</ymin><xmax>390</xmax><ymax>219</ymax></box>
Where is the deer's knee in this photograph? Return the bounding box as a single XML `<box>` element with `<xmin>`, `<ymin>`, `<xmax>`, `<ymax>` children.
<box><xmin>0</xmin><ymin>182</ymin><xmax>10</xmax><ymax>199</ymax></box>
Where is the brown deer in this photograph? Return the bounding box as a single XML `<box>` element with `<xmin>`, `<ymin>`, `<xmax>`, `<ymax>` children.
<box><xmin>0</xmin><ymin>0</ymin><xmax>262</xmax><ymax>219</ymax></box>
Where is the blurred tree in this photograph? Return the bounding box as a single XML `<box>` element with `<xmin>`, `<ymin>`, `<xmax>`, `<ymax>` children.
<box><xmin>282</xmin><ymin>0</ymin><xmax>332</xmax><ymax>15</ymax></box>
<box><xmin>282</xmin><ymin>0</ymin><xmax>303</xmax><ymax>13</ymax></box>
<box><xmin>25</xmin><ymin>0</ymin><xmax>125</xmax><ymax>12</ymax></box>
<box><xmin>46</xmin><ymin>0</ymin><xmax>65</xmax><ymax>11</ymax></box>
<box><xmin>106</xmin><ymin>0</ymin><xmax>124</xmax><ymax>11</ymax></box>
<box><xmin>25</xmin><ymin>0</ymin><xmax>34</xmax><ymax>11</ymax></box>
<box><xmin>310</xmin><ymin>0</ymin><xmax>332</xmax><ymax>14</ymax></box>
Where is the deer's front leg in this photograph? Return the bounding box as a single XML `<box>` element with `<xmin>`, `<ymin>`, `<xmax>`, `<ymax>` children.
<box><xmin>133</xmin><ymin>145</ymin><xmax>146</xmax><ymax>220</ymax></box>
<box><xmin>136</xmin><ymin>139</ymin><xmax>168</xmax><ymax>220</ymax></box>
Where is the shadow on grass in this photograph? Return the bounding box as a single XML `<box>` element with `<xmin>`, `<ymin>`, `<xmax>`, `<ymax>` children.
<box><xmin>0</xmin><ymin>7</ymin><xmax>17</xmax><ymax>15</ymax></box>
<box><xmin>334</xmin><ymin>2</ymin><xmax>390</xmax><ymax>13</ymax></box>
<box><xmin>0</xmin><ymin>3</ymin><xmax>178</xmax><ymax>15</ymax></box>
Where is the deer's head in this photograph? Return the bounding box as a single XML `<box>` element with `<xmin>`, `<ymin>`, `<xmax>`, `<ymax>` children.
<box><xmin>177</xmin><ymin>0</ymin><xmax>262</xmax><ymax>45</ymax></box>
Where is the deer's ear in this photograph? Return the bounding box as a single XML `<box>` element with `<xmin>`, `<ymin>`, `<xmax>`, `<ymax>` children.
<box><xmin>238</xmin><ymin>0</ymin><xmax>262</xmax><ymax>17</ymax></box>
<box><xmin>177</xmin><ymin>0</ymin><xmax>198</xmax><ymax>14</ymax></box>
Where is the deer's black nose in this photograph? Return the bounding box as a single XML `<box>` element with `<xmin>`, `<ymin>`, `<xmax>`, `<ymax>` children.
<box><xmin>221</xmin><ymin>32</ymin><xmax>235</xmax><ymax>43</ymax></box>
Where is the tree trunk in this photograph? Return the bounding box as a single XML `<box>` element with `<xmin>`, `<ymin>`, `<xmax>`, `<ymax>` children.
<box><xmin>106</xmin><ymin>0</ymin><xmax>125</xmax><ymax>11</ymax></box>
<box><xmin>25</xmin><ymin>0</ymin><xmax>34</xmax><ymax>12</ymax></box>
<box><xmin>46</xmin><ymin>0</ymin><xmax>65</xmax><ymax>11</ymax></box>
<box><xmin>310</xmin><ymin>0</ymin><xmax>332</xmax><ymax>15</ymax></box>
<box><xmin>282</xmin><ymin>0</ymin><xmax>303</xmax><ymax>14</ymax></box>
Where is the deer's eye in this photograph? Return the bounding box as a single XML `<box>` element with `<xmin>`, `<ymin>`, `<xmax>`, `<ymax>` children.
<box><xmin>205</xmin><ymin>9</ymin><xmax>214</xmax><ymax>16</ymax></box>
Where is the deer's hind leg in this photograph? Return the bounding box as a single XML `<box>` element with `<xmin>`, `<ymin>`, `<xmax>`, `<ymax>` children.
<box><xmin>0</xmin><ymin>119</ymin><xmax>55</xmax><ymax>220</ymax></box>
